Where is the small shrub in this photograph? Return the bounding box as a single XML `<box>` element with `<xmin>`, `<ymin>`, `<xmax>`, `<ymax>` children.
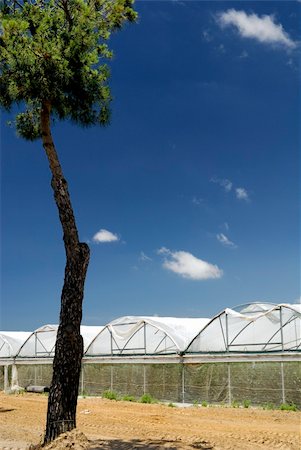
<box><xmin>140</xmin><ymin>393</ymin><xmax>157</xmax><ymax>404</ymax></box>
<box><xmin>168</xmin><ymin>402</ymin><xmax>176</xmax><ymax>407</ymax></box>
<box><xmin>81</xmin><ymin>389</ymin><xmax>88</xmax><ymax>398</ymax></box>
<box><xmin>231</xmin><ymin>400</ymin><xmax>240</xmax><ymax>408</ymax></box>
<box><xmin>122</xmin><ymin>395</ymin><xmax>136</xmax><ymax>402</ymax></box>
<box><xmin>263</xmin><ymin>402</ymin><xmax>275</xmax><ymax>410</ymax></box>
<box><xmin>279</xmin><ymin>403</ymin><xmax>298</xmax><ymax>412</ymax></box>
<box><xmin>192</xmin><ymin>399</ymin><xmax>199</xmax><ymax>407</ymax></box>
<box><xmin>102</xmin><ymin>390</ymin><xmax>118</xmax><ymax>400</ymax></box>
<box><xmin>201</xmin><ymin>401</ymin><xmax>208</xmax><ymax>407</ymax></box>
<box><xmin>243</xmin><ymin>399</ymin><xmax>251</xmax><ymax>408</ymax></box>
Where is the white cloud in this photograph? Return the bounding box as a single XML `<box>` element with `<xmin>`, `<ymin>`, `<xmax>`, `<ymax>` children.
<box><xmin>139</xmin><ymin>251</ymin><xmax>152</xmax><ymax>262</ymax></box>
<box><xmin>235</xmin><ymin>187</ymin><xmax>249</xmax><ymax>201</ymax></box>
<box><xmin>158</xmin><ymin>248</ymin><xmax>223</xmax><ymax>280</ymax></box>
<box><xmin>218</xmin><ymin>43</ymin><xmax>226</xmax><ymax>53</ymax></box>
<box><xmin>93</xmin><ymin>228</ymin><xmax>119</xmax><ymax>243</ymax></box>
<box><xmin>217</xmin><ymin>233</ymin><xmax>237</xmax><ymax>249</ymax></box>
<box><xmin>211</xmin><ymin>176</ymin><xmax>233</xmax><ymax>192</ymax></box>
<box><xmin>202</xmin><ymin>30</ymin><xmax>213</xmax><ymax>42</ymax></box>
<box><xmin>211</xmin><ymin>177</ymin><xmax>250</xmax><ymax>202</ymax></box>
<box><xmin>192</xmin><ymin>196</ymin><xmax>204</xmax><ymax>206</ymax></box>
<box><xmin>239</xmin><ymin>50</ymin><xmax>249</xmax><ymax>58</ymax></box>
<box><xmin>217</xmin><ymin>9</ymin><xmax>296</xmax><ymax>49</ymax></box>
<box><xmin>157</xmin><ymin>246</ymin><xmax>170</xmax><ymax>255</ymax></box>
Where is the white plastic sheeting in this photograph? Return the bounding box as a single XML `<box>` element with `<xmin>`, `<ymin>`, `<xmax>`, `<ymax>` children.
<box><xmin>186</xmin><ymin>303</ymin><xmax>301</xmax><ymax>353</ymax></box>
<box><xmin>85</xmin><ymin>316</ymin><xmax>210</xmax><ymax>356</ymax></box>
<box><xmin>0</xmin><ymin>332</ymin><xmax>31</xmax><ymax>358</ymax></box>
<box><xmin>2</xmin><ymin>325</ymin><xmax>104</xmax><ymax>358</ymax></box>
<box><xmin>81</xmin><ymin>326</ymin><xmax>105</xmax><ymax>351</ymax></box>
<box><xmin>0</xmin><ymin>303</ymin><xmax>300</xmax><ymax>361</ymax></box>
<box><xmin>16</xmin><ymin>325</ymin><xmax>58</xmax><ymax>358</ymax></box>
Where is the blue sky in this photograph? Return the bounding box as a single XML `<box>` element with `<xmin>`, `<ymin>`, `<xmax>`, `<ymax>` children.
<box><xmin>1</xmin><ymin>1</ymin><xmax>300</xmax><ymax>330</ymax></box>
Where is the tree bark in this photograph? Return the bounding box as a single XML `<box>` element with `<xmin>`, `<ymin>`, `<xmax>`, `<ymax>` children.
<box><xmin>40</xmin><ymin>101</ymin><xmax>90</xmax><ymax>444</ymax></box>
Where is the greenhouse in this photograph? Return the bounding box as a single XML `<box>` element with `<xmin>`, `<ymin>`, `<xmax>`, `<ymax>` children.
<box><xmin>186</xmin><ymin>303</ymin><xmax>301</xmax><ymax>354</ymax></box>
<box><xmin>84</xmin><ymin>316</ymin><xmax>210</xmax><ymax>357</ymax></box>
<box><xmin>0</xmin><ymin>302</ymin><xmax>300</xmax><ymax>407</ymax></box>
<box><xmin>0</xmin><ymin>332</ymin><xmax>32</xmax><ymax>359</ymax></box>
<box><xmin>20</xmin><ymin>324</ymin><xmax>105</xmax><ymax>358</ymax></box>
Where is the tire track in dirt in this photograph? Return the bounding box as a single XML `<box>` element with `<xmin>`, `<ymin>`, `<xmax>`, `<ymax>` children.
<box><xmin>0</xmin><ymin>393</ymin><xmax>300</xmax><ymax>450</ymax></box>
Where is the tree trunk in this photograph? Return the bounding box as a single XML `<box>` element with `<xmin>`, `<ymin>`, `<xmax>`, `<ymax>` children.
<box><xmin>40</xmin><ymin>101</ymin><xmax>90</xmax><ymax>444</ymax></box>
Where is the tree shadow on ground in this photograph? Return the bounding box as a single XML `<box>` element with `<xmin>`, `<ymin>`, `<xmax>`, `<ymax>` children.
<box><xmin>0</xmin><ymin>407</ymin><xmax>15</xmax><ymax>413</ymax></box>
<box><xmin>89</xmin><ymin>439</ymin><xmax>178</xmax><ymax>449</ymax></box>
<box><xmin>89</xmin><ymin>438</ymin><xmax>214</xmax><ymax>449</ymax></box>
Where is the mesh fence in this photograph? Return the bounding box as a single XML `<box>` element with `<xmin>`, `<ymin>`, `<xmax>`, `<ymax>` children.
<box><xmin>15</xmin><ymin>364</ymin><xmax>53</xmax><ymax>387</ymax></box>
<box><xmin>79</xmin><ymin>361</ymin><xmax>301</xmax><ymax>406</ymax></box>
<box><xmin>0</xmin><ymin>366</ymin><xmax>4</xmax><ymax>390</ymax></box>
<box><xmin>2</xmin><ymin>361</ymin><xmax>301</xmax><ymax>408</ymax></box>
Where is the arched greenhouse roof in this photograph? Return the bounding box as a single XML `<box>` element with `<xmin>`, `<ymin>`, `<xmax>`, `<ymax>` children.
<box><xmin>0</xmin><ymin>332</ymin><xmax>32</xmax><ymax>358</ymax></box>
<box><xmin>15</xmin><ymin>324</ymin><xmax>104</xmax><ymax>358</ymax></box>
<box><xmin>84</xmin><ymin>316</ymin><xmax>210</xmax><ymax>356</ymax></box>
<box><xmin>1</xmin><ymin>303</ymin><xmax>300</xmax><ymax>361</ymax></box>
<box><xmin>16</xmin><ymin>325</ymin><xmax>59</xmax><ymax>358</ymax></box>
<box><xmin>186</xmin><ymin>303</ymin><xmax>301</xmax><ymax>354</ymax></box>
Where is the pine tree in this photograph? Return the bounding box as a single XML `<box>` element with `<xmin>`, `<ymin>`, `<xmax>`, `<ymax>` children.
<box><xmin>0</xmin><ymin>0</ymin><xmax>136</xmax><ymax>442</ymax></box>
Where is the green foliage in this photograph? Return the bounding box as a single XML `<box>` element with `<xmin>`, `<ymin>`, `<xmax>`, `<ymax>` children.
<box><xmin>279</xmin><ymin>402</ymin><xmax>298</xmax><ymax>412</ymax></box>
<box><xmin>102</xmin><ymin>389</ymin><xmax>118</xmax><ymax>400</ymax></box>
<box><xmin>122</xmin><ymin>395</ymin><xmax>136</xmax><ymax>402</ymax></box>
<box><xmin>0</xmin><ymin>0</ymin><xmax>137</xmax><ymax>139</ymax></box>
<box><xmin>243</xmin><ymin>399</ymin><xmax>251</xmax><ymax>408</ymax></box>
<box><xmin>201</xmin><ymin>401</ymin><xmax>208</xmax><ymax>407</ymax></box>
<box><xmin>140</xmin><ymin>393</ymin><xmax>157</xmax><ymax>404</ymax></box>
<box><xmin>15</xmin><ymin>105</ymin><xmax>41</xmax><ymax>140</ymax></box>
<box><xmin>231</xmin><ymin>400</ymin><xmax>240</xmax><ymax>408</ymax></box>
<box><xmin>192</xmin><ymin>399</ymin><xmax>199</xmax><ymax>407</ymax></box>
<box><xmin>263</xmin><ymin>402</ymin><xmax>275</xmax><ymax>410</ymax></box>
<box><xmin>167</xmin><ymin>402</ymin><xmax>176</xmax><ymax>407</ymax></box>
<box><xmin>80</xmin><ymin>389</ymin><xmax>88</xmax><ymax>398</ymax></box>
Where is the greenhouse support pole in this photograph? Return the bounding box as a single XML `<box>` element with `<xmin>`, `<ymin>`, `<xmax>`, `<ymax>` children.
<box><xmin>4</xmin><ymin>365</ymin><xmax>9</xmax><ymax>392</ymax></box>
<box><xmin>279</xmin><ymin>306</ymin><xmax>285</xmax><ymax>404</ymax></box>
<box><xmin>228</xmin><ymin>363</ymin><xmax>232</xmax><ymax>405</ymax></box>
<box><xmin>81</xmin><ymin>365</ymin><xmax>84</xmax><ymax>396</ymax></box>
<box><xmin>281</xmin><ymin>362</ymin><xmax>285</xmax><ymax>404</ymax></box>
<box><xmin>181</xmin><ymin>364</ymin><xmax>185</xmax><ymax>404</ymax></box>
<box><xmin>110</xmin><ymin>365</ymin><xmax>114</xmax><ymax>391</ymax></box>
<box><xmin>143</xmin><ymin>365</ymin><xmax>146</xmax><ymax>394</ymax></box>
<box><xmin>225</xmin><ymin>313</ymin><xmax>229</xmax><ymax>352</ymax></box>
<box><xmin>11</xmin><ymin>364</ymin><xmax>19</xmax><ymax>388</ymax></box>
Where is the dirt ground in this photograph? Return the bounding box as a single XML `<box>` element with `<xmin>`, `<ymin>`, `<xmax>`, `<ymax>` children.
<box><xmin>0</xmin><ymin>392</ymin><xmax>300</xmax><ymax>450</ymax></box>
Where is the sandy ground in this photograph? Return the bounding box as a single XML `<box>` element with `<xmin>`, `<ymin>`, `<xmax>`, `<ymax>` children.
<box><xmin>0</xmin><ymin>392</ymin><xmax>300</xmax><ymax>450</ymax></box>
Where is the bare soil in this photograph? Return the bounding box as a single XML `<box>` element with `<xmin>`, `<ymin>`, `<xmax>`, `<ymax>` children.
<box><xmin>0</xmin><ymin>392</ymin><xmax>300</xmax><ymax>449</ymax></box>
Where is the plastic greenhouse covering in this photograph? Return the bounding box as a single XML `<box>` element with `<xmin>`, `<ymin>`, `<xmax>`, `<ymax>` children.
<box><xmin>1</xmin><ymin>303</ymin><xmax>300</xmax><ymax>408</ymax></box>
<box><xmin>84</xmin><ymin>316</ymin><xmax>210</xmax><ymax>356</ymax></box>
<box><xmin>0</xmin><ymin>325</ymin><xmax>104</xmax><ymax>359</ymax></box>
<box><xmin>0</xmin><ymin>303</ymin><xmax>300</xmax><ymax>361</ymax></box>
<box><xmin>0</xmin><ymin>332</ymin><xmax>31</xmax><ymax>358</ymax></box>
<box><xmin>186</xmin><ymin>303</ymin><xmax>301</xmax><ymax>353</ymax></box>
